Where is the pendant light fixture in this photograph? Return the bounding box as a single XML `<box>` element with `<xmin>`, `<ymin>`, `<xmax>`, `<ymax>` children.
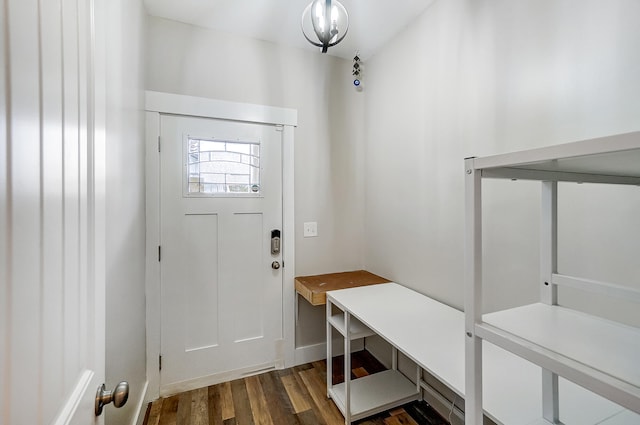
<box><xmin>301</xmin><ymin>0</ymin><xmax>349</xmax><ymax>53</ymax></box>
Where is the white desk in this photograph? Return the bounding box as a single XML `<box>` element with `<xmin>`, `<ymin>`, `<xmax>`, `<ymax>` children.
<box><xmin>326</xmin><ymin>283</ymin><xmax>638</xmax><ymax>424</ymax></box>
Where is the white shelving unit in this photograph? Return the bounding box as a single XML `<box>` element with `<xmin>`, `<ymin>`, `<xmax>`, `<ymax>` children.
<box><xmin>326</xmin><ymin>296</ymin><xmax>420</xmax><ymax>424</ymax></box>
<box><xmin>464</xmin><ymin>131</ymin><xmax>640</xmax><ymax>424</ymax></box>
<box><xmin>326</xmin><ymin>282</ymin><xmax>638</xmax><ymax>424</ymax></box>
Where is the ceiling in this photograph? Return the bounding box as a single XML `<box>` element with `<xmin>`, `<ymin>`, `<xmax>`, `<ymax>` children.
<box><xmin>143</xmin><ymin>0</ymin><xmax>436</xmax><ymax>60</ymax></box>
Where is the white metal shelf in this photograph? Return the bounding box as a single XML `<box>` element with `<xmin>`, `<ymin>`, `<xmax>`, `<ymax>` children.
<box><xmin>479</xmin><ymin>303</ymin><xmax>640</xmax><ymax>413</ymax></box>
<box><xmin>601</xmin><ymin>411</ymin><xmax>640</xmax><ymax>425</ymax></box>
<box><xmin>328</xmin><ymin>313</ymin><xmax>377</xmax><ymax>340</ymax></box>
<box><xmin>329</xmin><ymin>370</ymin><xmax>419</xmax><ymax>422</ymax></box>
<box><xmin>483</xmin><ymin>304</ymin><xmax>640</xmax><ymax>390</ymax></box>
<box><xmin>326</xmin><ymin>291</ymin><xmax>419</xmax><ymax>425</ymax></box>
<box><xmin>327</xmin><ymin>283</ymin><xmax>638</xmax><ymax>424</ymax></box>
<box><xmin>464</xmin><ymin>131</ymin><xmax>640</xmax><ymax>424</ymax></box>
<box><xmin>473</xmin><ymin>131</ymin><xmax>640</xmax><ymax>182</ymax></box>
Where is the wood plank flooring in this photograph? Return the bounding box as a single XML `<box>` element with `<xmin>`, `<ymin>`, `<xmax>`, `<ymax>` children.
<box><xmin>144</xmin><ymin>350</ymin><xmax>448</xmax><ymax>425</ymax></box>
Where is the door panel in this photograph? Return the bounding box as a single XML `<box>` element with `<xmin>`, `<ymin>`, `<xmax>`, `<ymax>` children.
<box><xmin>184</xmin><ymin>213</ymin><xmax>220</xmax><ymax>350</ymax></box>
<box><xmin>227</xmin><ymin>212</ymin><xmax>264</xmax><ymax>342</ymax></box>
<box><xmin>1</xmin><ymin>0</ymin><xmax>105</xmax><ymax>423</ymax></box>
<box><xmin>160</xmin><ymin>115</ymin><xmax>283</xmax><ymax>392</ymax></box>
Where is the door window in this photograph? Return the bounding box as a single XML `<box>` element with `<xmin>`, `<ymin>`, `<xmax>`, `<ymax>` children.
<box><xmin>185</xmin><ymin>137</ymin><xmax>261</xmax><ymax>196</ymax></box>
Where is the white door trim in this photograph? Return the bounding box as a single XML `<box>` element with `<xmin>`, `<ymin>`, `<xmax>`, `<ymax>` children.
<box><xmin>145</xmin><ymin>91</ymin><xmax>297</xmax><ymax>127</ymax></box>
<box><xmin>144</xmin><ymin>91</ymin><xmax>297</xmax><ymax>401</ymax></box>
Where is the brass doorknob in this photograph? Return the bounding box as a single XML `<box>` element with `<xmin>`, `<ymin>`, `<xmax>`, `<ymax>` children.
<box><xmin>95</xmin><ymin>381</ymin><xmax>129</xmax><ymax>416</ymax></box>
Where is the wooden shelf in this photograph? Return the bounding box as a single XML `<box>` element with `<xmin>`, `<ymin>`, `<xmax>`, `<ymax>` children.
<box><xmin>328</xmin><ymin>370</ymin><xmax>419</xmax><ymax>422</ymax></box>
<box><xmin>295</xmin><ymin>270</ymin><xmax>390</xmax><ymax>306</ymax></box>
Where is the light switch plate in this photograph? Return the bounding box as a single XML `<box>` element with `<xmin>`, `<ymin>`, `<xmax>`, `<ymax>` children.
<box><xmin>303</xmin><ymin>221</ymin><xmax>318</xmax><ymax>238</ymax></box>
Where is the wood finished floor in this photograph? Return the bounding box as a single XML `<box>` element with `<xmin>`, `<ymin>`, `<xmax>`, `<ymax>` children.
<box><xmin>143</xmin><ymin>350</ymin><xmax>449</xmax><ymax>425</ymax></box>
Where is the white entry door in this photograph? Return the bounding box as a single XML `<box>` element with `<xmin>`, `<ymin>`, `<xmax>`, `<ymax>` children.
<box><xmin>159</xmin><ymin>114</ymin><xmax>284</xmax><ymax>392</ymax></box>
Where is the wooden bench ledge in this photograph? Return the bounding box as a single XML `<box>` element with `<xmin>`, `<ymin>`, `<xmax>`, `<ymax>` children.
<box><xmin>295</xmin><ymin>270</ymin><xmax>390</xmax><ymax>306</ymax></box>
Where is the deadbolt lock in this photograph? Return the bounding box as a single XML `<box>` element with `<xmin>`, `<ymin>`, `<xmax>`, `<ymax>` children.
<box><xmin>271</xmin><ymin>229</ymin><xmax>281</xmax><ymax>255</ymax></box>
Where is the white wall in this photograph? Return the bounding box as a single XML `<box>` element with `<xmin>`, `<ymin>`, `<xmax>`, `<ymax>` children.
<box><xmin>363</xmin><ymin>0</ymin><xmax>640</xmax><ymax>324</ymax></box>
<box><xmin>144</xmin><ymin>16</ymin><xmax>365</xmax><ymax>348</ymax></box>
<box><xmin>104</xmin><ymin>0</ymin><xmax>147</xmax><ymax>424</ymax></box>
<box><xmin>144</xmin><ymin>1</ymin><xmax>640</xmax><ymax>376</ymax></box>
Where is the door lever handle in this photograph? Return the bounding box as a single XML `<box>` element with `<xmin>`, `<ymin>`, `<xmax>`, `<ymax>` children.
<box><xmin>95</xmin><ymin>381</ymin><xmax>129</xmax><ymax>416</ymax></box>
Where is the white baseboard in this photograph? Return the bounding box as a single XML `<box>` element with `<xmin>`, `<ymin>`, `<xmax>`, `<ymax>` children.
<box><xmin>294</xmin><ymin>342</ymin><xmax>326</xmax><ymax>365</ymax></box>
<box><xmin>133</xmin><ymin>380</ymin><xmax>150</xmax><ymax>425</ymax></box>
<box><xmin>294</xmin><ymin>339</ymin><xmax>365</xmax><ymax>366</ymax></box>
<box><xmin>160</xmin><ymin>361</ymin><xmax>278</xmax><ymax>397</ymax></box>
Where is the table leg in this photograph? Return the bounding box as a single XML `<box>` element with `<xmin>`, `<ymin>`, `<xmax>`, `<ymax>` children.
<box><xmin>344</xmin><ymin>310</ymin><xmax>351</xmax><ymax>425</ymax></box>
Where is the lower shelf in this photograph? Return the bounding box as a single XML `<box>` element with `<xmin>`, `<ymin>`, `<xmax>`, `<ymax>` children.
<box><xmin>328</xmin><ymin>369</ymin><xmax>420</xmax><ymax>422</ymax></box>
<box><xmin>328</xmin><ymin>313</ymin><xmax>377</xmax><ymax>339</ymax></box>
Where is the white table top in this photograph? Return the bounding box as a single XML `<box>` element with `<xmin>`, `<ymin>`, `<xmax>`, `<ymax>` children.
<box><xmin>326</xmin><ymin>283</ymin><xmax>638</xmax><ymax>424</ymax></box>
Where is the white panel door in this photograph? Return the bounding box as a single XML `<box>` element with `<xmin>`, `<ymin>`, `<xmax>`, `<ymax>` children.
<box><xmin>160</xmin><ymin>115</ymin><xmax>283</xmax><ymax>392</ymax></box>
<box><xmin>1</xmin><ymin>0</ymin><xmax>106</xmax><ymax>423</ymax></box>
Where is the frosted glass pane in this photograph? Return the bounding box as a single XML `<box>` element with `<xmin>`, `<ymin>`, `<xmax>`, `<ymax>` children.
<box><xmin>186</xmin><ymin>138</ymin><xmax>260</xmax><ymax>195</ymax></box>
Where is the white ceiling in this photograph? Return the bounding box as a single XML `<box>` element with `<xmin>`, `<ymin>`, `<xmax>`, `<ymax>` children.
<box><xmin>143</xmin><ymin>0</ymin><xmax>436</xmax><ymax>60</ymax></box>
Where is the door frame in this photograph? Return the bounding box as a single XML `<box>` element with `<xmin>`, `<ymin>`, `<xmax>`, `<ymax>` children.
<box><xmin>144</xmin><ymin>91</ymin><xmax>297</xmax><ymax>400</ymax></box>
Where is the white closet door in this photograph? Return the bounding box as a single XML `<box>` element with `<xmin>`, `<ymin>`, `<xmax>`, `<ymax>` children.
<box><xmin>1</xmin><ymin>0</ymin><xmax>106</xmax><ymax>423</ymax></box>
